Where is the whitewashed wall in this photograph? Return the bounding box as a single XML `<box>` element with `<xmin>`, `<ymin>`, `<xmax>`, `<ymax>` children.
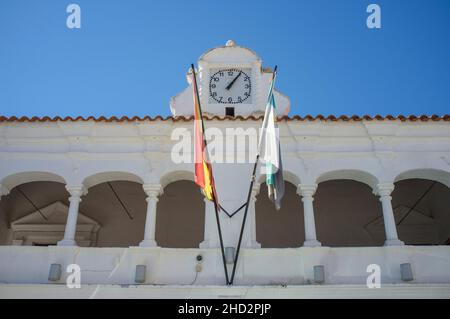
<box><xmin>1</xmin><ymin>119</ymin><xmax>450</xmax><ymax>248</ymax></box>
<box><xmin>0</xmin><ymin>246</ymin><xmax>449</xmax><ymax>286</ymax></box>
<box><xmin>0</xmin><ymin>118</ymin><xmax>450</xmax><ymax>287</ymax></box>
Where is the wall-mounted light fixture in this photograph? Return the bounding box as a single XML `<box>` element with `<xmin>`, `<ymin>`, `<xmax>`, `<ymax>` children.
<box><xmin>313</xmin><ymin>265</ymin><xmax>325</xmax><ymax>284</ymax></box>
<box><xmin>48</xmin><ymin>263</ymin><xmax>62</xmax><ymax>282</ymax></box>
<box><xmin>400</xmin><ymin>263</ymin><xmax>413</xmax><ymax>282</ymax></box>
<box><xmin>135</xmin><ymin>265</ymin><xmax>147</xmax><ymax>283</ymax></box>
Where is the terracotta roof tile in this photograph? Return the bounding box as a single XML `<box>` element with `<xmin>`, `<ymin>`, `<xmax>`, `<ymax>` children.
<box><xmin>0</xmin><ymin>114</ymin><xmax>448</xmax><ymax>123</ymax></box>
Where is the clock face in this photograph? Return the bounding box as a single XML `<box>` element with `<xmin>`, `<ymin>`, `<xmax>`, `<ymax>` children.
<box><xmin>208</xmin><ymin>68</ymin><xmax>252</xmax><ymax>104</ymax></box>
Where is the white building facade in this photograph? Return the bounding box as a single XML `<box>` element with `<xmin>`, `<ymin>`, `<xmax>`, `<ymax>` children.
<box><xmin>0</xmin><ymin>42</ymin><xmax>449</xmax><ymax>298</ymax></box>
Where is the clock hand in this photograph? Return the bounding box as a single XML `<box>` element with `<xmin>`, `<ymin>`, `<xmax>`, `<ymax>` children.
<box><xmin>225</xmin><ymin>71</ymin><xmax>242</xmax><ymax>90</ymax></box>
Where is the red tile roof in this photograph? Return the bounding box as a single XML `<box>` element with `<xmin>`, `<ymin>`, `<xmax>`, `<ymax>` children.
<box><xmin>0</xmin><ymin>114</ymin><xmax>448</xmax><ymax>123</ymax></box>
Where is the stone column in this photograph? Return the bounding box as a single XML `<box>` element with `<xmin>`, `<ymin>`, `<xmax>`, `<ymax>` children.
<box><xmin>245</xmin><ymin>184</ymin><xmax>261</xmax><ymax>248</ymax></box>
<box><xmin>376</xmin><ymin>183</ymin><xmax>404</xmax><ymax>246</ymax></box>
<box><xmin>297</xmin><ymin>184</ymin><xmax>321</xmax><ymax>247</ymax></box>
<box><xmin>139</xmin><ymin>184</ymin><xmax>163</xmax><ymax>247</ymax></box>
<box><xmin>58</xmin><ymin>185</ymin><xmax>87</xmax><ymax>246</ymax></box>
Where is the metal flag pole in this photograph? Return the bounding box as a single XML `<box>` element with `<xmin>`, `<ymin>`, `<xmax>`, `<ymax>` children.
<box><xmin>213</xmin><ymin>200</ymin><xmax>230</xmax><ymax>285</ymax></box>
<box><xmin>229</xmin><ymin>154</ymin><xmax>260</xmax><ymax>285</ymax></box>
<box><xmin>191</xmin><ymin>64</ymin><xmax>229</xmax><ymax>285</ymax></box>
<box><xmin>229</xmin><ymin>66</ymin><xmax>278</xmax><ymax>285</ymax></box>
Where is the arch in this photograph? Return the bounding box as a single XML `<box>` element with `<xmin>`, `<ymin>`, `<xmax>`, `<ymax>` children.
<box><xmin>394</xmin><ymin>169</ymin><xmax>450</xmax><ymax>189</ymax></box>
<box><xmin>80</xmin><ymin>180</ymin><xmax>146</xmax><ymax>247</ymax></box>
<box><xmin>76</xmin><ymin>172</ymin><xmax>147</xmax><ymax>247</ymax></box>
<box><xmin>391</xmin><ymin>171</ymin><xmax>450</xmax><ymax>245</ymax></box>
<box><xmin>82</xmin><ymin>171</ymin><xmax>144</xmax><ymax>189</ymax></box>
<box><xmin>314</xmin><ymin>179</ymin><xmax>384</xmax><ymax>247</ymax></box>
<box><xmin>156</xmin><ymin>179</ymin><xmax>204</xmax><ymax>248</ymax></box>
<box><xmin>159</xmin><ymin>170</ymin><xmax>195</xmax><ymax>188</ymax></box>
<box><xmin>316</xmin><ymin>169</ymin><xmax>379</xmax><ymax>190</ymax></box>
<box><xmin>1</xmin><ymin>171</ymin><xmax>66</xmax><ymax>191</ymax></box>
<box><xmin>256</xmin><ymin>181</ymin><xmax>304</xmax><ymax>248</ymax></box>
<box><xmin>257</xmin><ymin>169</ymin><xmax>301</xmax><ymax>187</ymax></box>
<box><xmin>0</xmin><ymin>179</ymin><xmax>70</xmax><ymax>246</ymax></box>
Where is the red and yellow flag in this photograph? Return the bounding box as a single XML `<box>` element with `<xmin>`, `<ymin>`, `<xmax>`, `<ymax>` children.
<box><xmin>192</xmin><ymin>67</ymin><xmax>217</xmax><ymax>203</ymax></box>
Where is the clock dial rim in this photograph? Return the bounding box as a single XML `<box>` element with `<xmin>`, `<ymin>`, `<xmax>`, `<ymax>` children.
<box><xmin>208</xmin><ymin>68</ymin><xmax>252</xmax><ymax>104</ymax></box>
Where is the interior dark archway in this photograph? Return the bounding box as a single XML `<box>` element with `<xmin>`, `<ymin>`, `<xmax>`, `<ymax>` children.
<box><xmin>0</xmin><ymin>181</ymin><xmax>69</xmax><ymax>245</ymax></box>
<box><xmin>0</xmin><ymin>180</ymin><xmax>148</xmax><ymax>247</ymax></box>
<box><xmin>256</xmin><ymin>182</ymin><xmax>304</xmax><ymax>248</ymax></box>
<box><xmin>314</xmin><ymin>180</ymin><xmax>383</xmax><ymax>247</ymax></box>
<box><xmin>391</xmin><ymin>179</ymin><xmax>450</xmax><ymax>245</ymax></box>
<box><xmin>79</xmin><ymin>181</ymin><xmax>146</xmax><ymax>247</ymax></box>
<box><xmin>155</xmin><ymin>180</ymin><xmax>205</xmax><ymax>248</ymax></box>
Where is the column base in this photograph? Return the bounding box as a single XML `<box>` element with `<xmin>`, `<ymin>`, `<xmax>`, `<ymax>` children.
<box><xmin>244</xmin><ymin>241</ymin><xmax>261</xmax><ymax>249</ymax></box>
<box><xmin>199</xmin><ymin>240</ymin><xmax>220</xmax><ymax>249</ymax></box>
<box><xmin>303</xmin><ymin>240</ymin><xmax>322</xmax><ymax>247</ymax></box>
<box><xmin>199</xmin><ymin>241</ymin><xmax>212</xmax><ymax>249</ymax></box>
<box><xmin>384</xmin><ymin>239</ymin><xmax>405</xmax><ymax>246</ymax></box>
<box><xmin>57</xmin><ymin>239</ymin><xmax>77</xmax><ymax>247</ymax></box>
<box><xmin>139</xmin><ymin>239</ymin><xmax>158</xmax><ymax>247</ymax></box>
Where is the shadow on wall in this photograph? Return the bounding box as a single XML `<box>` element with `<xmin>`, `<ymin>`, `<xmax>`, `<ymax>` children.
<box><xmin>79</xmin><ymin>181</ymin><xmax>146</xmax><ymax>247</ymax></box>
<box><xmin>1</xmin><ymin>178</ymin><xmax>449</xmax><ymax>248</ymax></box>
<box><xmin>0</xmin><ymin>181</ymin><xmax>149</xmax><ymax>247</ymax></box>
<box><xmin>0</xmin><ymin>181</ymin><xmax>69</xmax><ymax>246</ymax></box>
<box><xmin>391</xmin><ymin>179</ymin><xmax>450</xmax><ymax>245</ymax></box>
<box><xmin>314</xmin><ymin>180</ymin><xmax>384</xmax><ymax>247</ymax></box>
<box><xmin>156</xmin><ymin>180</ymin><xmax>205</xmax><ymax>248</ymax></box>
<box><xmin>256</xmin><ymin>182</ymin><xmax>305</xmax><ymax>248</ymax></box>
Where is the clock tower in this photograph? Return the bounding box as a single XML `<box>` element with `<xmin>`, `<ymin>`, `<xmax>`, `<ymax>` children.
<box><xmin>170</xmin><ymin>40</ymin><xmax>290</xmax><ymax>117</ymax></box>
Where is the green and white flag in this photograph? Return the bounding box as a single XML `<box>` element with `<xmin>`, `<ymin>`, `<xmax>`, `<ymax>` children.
<box><xmin>258</xmin><ymin>71</ymin><xmax>285</xmax><ymax>210</ymax></box>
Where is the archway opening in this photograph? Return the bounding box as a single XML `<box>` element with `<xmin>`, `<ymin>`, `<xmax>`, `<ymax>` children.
<box><xmin>255</xmin><ymin>181</ymin><xmax>304</xmax><ymax>248</ymax></box>
<box><xmin>155</xmin><ymin>180</ymin><xmax>205</xmax><ymax>248</ymax></box>
<box><xmin>0</xmin><ymin>181</ymin><xmax>69</xmax><ymax>246</ymax></box>
<box><xmin>79</xmin><ymin>181</ymin><xmax>146</xmax><ymax>247</ymax></box>
<box><xmin>391</xmin><ymin>179</ymin><xmax>450</xmax><ymax>245</ymax></box>
<box><xmin>314</xmin><ymin>180</ymin><xmax>383</xmax><ymax>247</ymax></box>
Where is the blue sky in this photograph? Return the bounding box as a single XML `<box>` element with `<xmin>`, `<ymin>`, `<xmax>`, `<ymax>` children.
<box><xmin>0</xmin><ymin>0</ymin><xmax>449</xmax><ymax>117</ymax></box>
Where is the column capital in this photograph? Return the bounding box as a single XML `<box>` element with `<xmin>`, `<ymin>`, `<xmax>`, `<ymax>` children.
<box><xmin>65</xmin><ymin>185</ymin><xmax>87</xmax><ymax>198</ymax></box>
<box><xmin>375</xmin><ymin>183</ymin><xmax>395</xmax><ymax>197</ymax></box>
<box><xmin>143</xmin><ymin>184</ymin><xmax>163</xmax><ymax>198</ymax></box>
<box><xmin>0</xmin><ymin>184</ymin><xmax>10</xmax><ymax>198</ymax></box>
<box><xmin>297</xmin><ymin>184</ymin><xmax>318</xmax><ymax>197</ymax></box>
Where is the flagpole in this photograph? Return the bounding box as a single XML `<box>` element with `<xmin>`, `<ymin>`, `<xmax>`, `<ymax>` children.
<box><xmin>229</xmin><ymin>154</ymin><xmax>260</xmax><ymax>285</ymax></box>
<box><xmin>191</xmin><ymin>64</ymin><xmax>230</xmax><ymax>285</ymax></box>
<box><xmin>229</xmin><ymin>66</ymin><xmax>278</xmax><ymax>285</ymax></box>
<box><xmin>213</xmin><ymin>201</ymin><xmax>230</xmax><ymax>284</ymax></box>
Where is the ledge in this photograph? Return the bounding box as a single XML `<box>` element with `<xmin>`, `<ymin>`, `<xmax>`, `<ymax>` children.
<box><xmin>1</xmin><ymin>283</ymin><xmax>450</xmax><ymax>299</ymax></box>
